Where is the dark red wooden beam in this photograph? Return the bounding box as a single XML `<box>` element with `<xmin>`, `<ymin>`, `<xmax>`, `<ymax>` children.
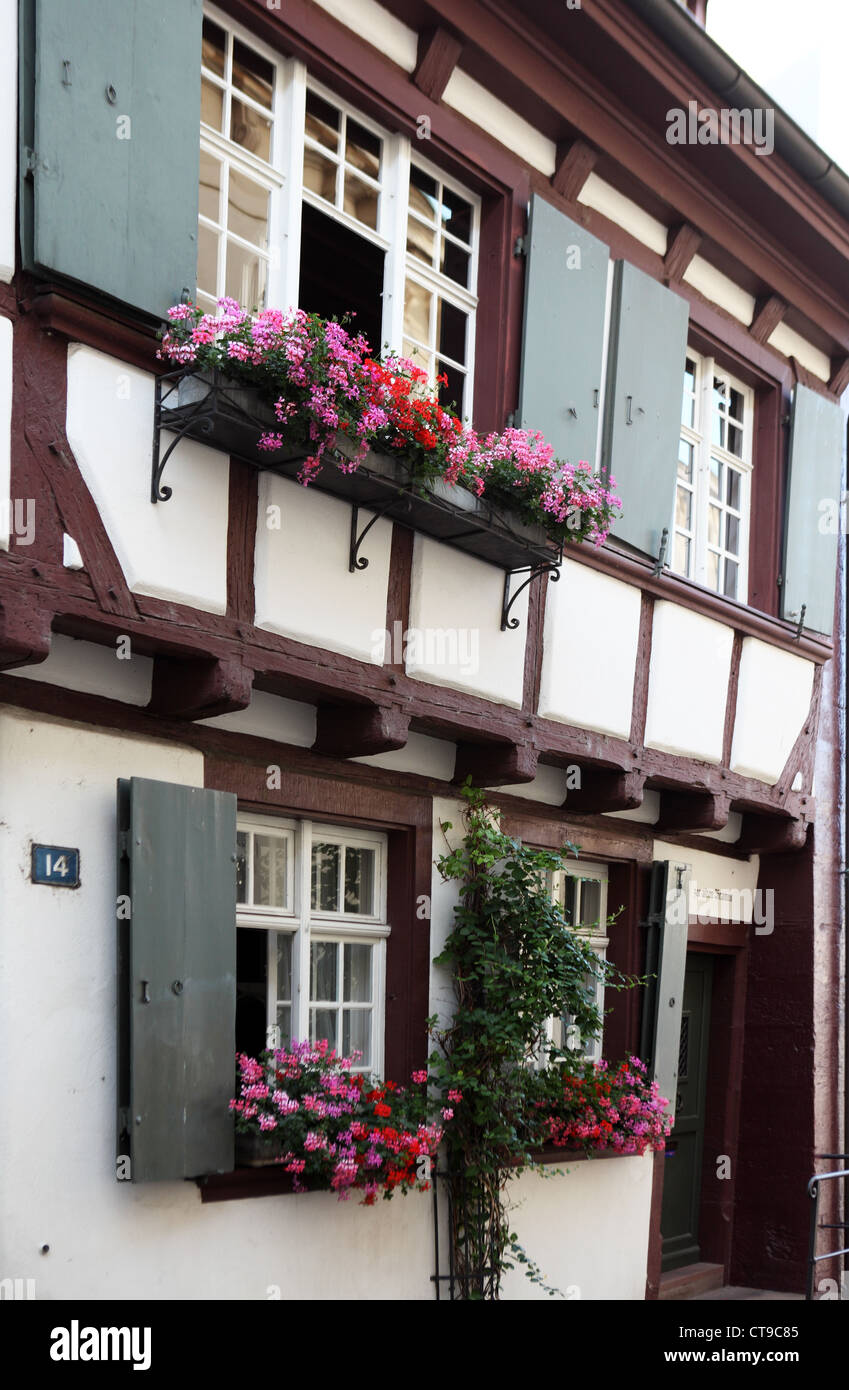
<box><xmin>454</xmin><ymin>740</ymin><xmax>537</xmax><ymax>786</ymax></box>
<box><xmin>551</xmin><ymin>138</ymin><xmax>597</xmax><ymax>202</ymax></box>
<box><xmin>656</xmin><ymin>789</ymin><xmax>731</xmax><ymax>834</ymax></box>
<box><xmin>413</xmin><ymin>27</ymin><xmax>463</xmax><ymax>103</ymax></box>
<box><xmin>563</xmin><ymin>768</ymin><xmax>645</xmax><ymax>814</ymax></box>
<box><xmin>737</xmin><ymin>814</ymin><xmax>809</xmax><ymax>855</ymax></box>
<box><xmin>749</xmin><ymin>293</ymin><xmax>787</xmax><ymax>345</ymax></box>
<box><xmin>828</xmin><ymin>354</ymin><xmax>849</xmax><ymax>397</ymax></box>
<box><xmin>0</xmin><ymin>597</ymin><xmax>52</xmax><ymax>670</ymax></box>
<box><xmin>148</xmin><ymin>656</ymin><xmax>253</xmax><ymax>720</ymax></box>
<box><xmin>312</xmin><ymin>702</ymin><xmax>410</xmax><ymax>758</ymax></box>
<box><xmin>663</xmin><ymin>222</ymin><xmax>702</xmax><ymax>284</ymax></box>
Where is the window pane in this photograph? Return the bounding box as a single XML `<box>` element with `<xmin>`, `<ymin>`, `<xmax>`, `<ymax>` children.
<box><xmin>225</xmin><ymin>240</ymin><xmax>266</xmax><ymax>309</ymax></box>
<box><xmin>441</xmin><ymin>238</ymin><xmax>470</xmax><ymax>288</ymax></box>
<box><xmin>727</xmin><ymin>423</ymin><xmax>743</xmax><ymax>457</ymax></box>
<box><xmin>726</xmin><ymin>514</ymin><xmax>740</xmax><ymax>556</ymax></box>
<box><xmin>410</xmin><ymin>164</ymin><xmax>438</xmax><ymax>221</ymax></box>
<box><xmin>276</xmin><ymin>1004</ymin><xmax>291</xmax><ymax>1046</ymax></box>
<box><xmin>198</xmin><ymin>223</ymin><xmax>220</xmax><ymax>296</ymax></box>
<box><xmin>684</xmin><ymin>358</ymin><xmax>696</xmax><ymax>394</ymax></box>
<box><xmin>201</xmin><ymin>78</ymin><xmax>224</xmax><ymax>131</ymax></box>
<box><xmin>346</xmin><ymin>120</ymin><xmax>381</xmax><ymax>179</ymax></box>
<box><xmin>729</xmin><ymin>387</ymin><xmax>745</xmax><ymax>421</ymax></box>
<box><xmin>707</xmin><ymin>551</ymin><xmax>720</xmax><ymax>590</ymax></box>
<box><xmin>344</xmin><ymin>848</ymin><xmax>375</xmax><ymax>915</ymax></box>
<box><xmin>709</xmin><ymin>456</ymin><xmax>721</xmax><ymax>498</ymax></box>
<box><xmin>232</xmin><ymin>40</ymin><xmax>274</xmax><ymax>109</ymax></box>
<box><xmin>305</xmin><ymin>91</ymin><xmax>340</xmax><ymax>152</ymax></box>
<box><xmin>727</xmin><ymin>469</ymin><xmax>741</xmax><ymax>511</ymax></box>
<box><xmin>311</xmin><ymin>843</ymin><xmax>340</xmax><ymax>912</ymax></box>
<box><xmin>677</xmin><ymin>438</ymin><xmax>693</xmax><ymax>481</ymax></box>
<box><xmin>235</xmin><ymin>831</ymin><xmax>248</xmax><ymax>904</ymax></box>
<box><xmin>562</xmin><ymin>876</ymin><xmax>577</xmax><ymax>926</ymax></box>
<box><xmin>231</xmin><ymin>99</ymin><xmax>272</xmax><ymax>162</ymax></box>
<box><xmin>276</xmin><ymin>933</ymin><xmax>293</xmax><ymax>1002</ymax></box>
<box><xmin>202</xmin><ymin>19</ymin><xmax>226</xmax><ymax>77</ymax></box>
<box><xmin>199</xmin><ymin>149</ymin><xmax>221</xmax><ymax>222</ymax></box>
<box><xmin>404</xmin><ymin>279</ymin><xmax>432</xmax><ymax>345</ymax></box>
<box><xmin>442</xmin><ymin>187</ymin><xmax>472</xmax><ymax>243</ymax></box>
<box><xmin>236</xmin><ymin>927</ymin><xmax>267</xmax><ymax>1058</ymax></box>
<box><xmin>708</xmin><ymin>504</ymin><xmax>721</xmax><ymax>547</ymax></box>
<box><xmin>228</xmin><ymin>169</ymin><xmax>269</xmax><ymax>247</ymax></box>
<box><xmin>578</xmin><ymin>879</ymin><xmax>602</xmax><ymax>930</ymax></box>
<box><xmin>675</xmin><ymin>484</ymin><xmax>691</xmax><ymax>530</ymax></box>
<box><xmin>343</xmin><ymin>172</ymin><xmax>378</xmax><ymax>229</ymax></box>
<box><xmin>343</xmin><ymin>943</ymin><xmax>373</xmax><ymax>1002</ymax></box>
<box><xmin>311</xmin><ymin>941</ymin><xmax>338</xmax><ymax>1001</ymax></box>
<box><xmin>724</xmin><ymin>559</ymin><xmax>739</xmax><ymax>599</ymax></box>
<box><xmin>303</xmin><ymin>149</ymin><xmax>337</xmax><ymax>203</ymax></box>
<box><xmin>438</xmin><ymin>299</ymin><xmax>467</xmax><ymax>364</ymax></box>
<box><xmin>407</xmin><ymin>216</ymin><xmax>436</xmax><ymax>266</ymax></box>
<box><xmin>254</xmin><ymin>834</ymin><xmax>287</xmax><ymax>908</ymax></box>
<box><xmin>311</xmin><ymin>1008</ymin><xmax>337</xmax><ymax>1051</ymax></box>
<box><xmin>673</xmin><ymin>533</ymin><xmax>690</xmax><ymax>574</ymax></box>
<box><xmin>438</xmin><ymin>360</ymin><xmax>465</xmax><ymax>416</ymax></box>
<box><xmin>343</xmin><ymin>1009</ymin><xmax>371</xmax><ymax>1064</ymax></box>
<box><xmin>403</xmin><ymin>339</ymin><xmax>433</xmax><ymax>379</ymax></box>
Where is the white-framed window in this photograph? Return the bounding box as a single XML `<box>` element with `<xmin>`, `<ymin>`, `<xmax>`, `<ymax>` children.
<box><xmin>197</xmin><ymin>6</ymin><xmax>480</xmax><ymax>416</ymax></box>
<box><xmin>672</xmin><ymin>350</ymin><xmax>754</xmax><ymax>602</ymax></box>
<box><xmin>546</xmin><ymin>862</ymin><xmax>610</xmax><ymax>1065</ymax></box>
<box><xmin>236</xmin><ymin>814</ymin><xmax>388</xmax><ymax>1073</ymax></box>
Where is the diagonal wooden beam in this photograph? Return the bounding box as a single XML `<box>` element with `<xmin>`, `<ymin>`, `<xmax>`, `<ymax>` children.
<box><xmin>413</xmin><ymin>27</ymin><xmax>463</xmax><ymax>103</ymax></box>
<box><xmin>313</xmin><ymin>703</ymin><xmax>410</xmax><ymax>759</ymax></box>
<box><xmin>663</xmin><ymin>222</ymin><xmax>702</xmax><ymax>284</ymax></box>
<box><xmin>551</xmin><ymin>138</ymin><xmax>598</xmax><ymax>202</ymax></box>
<box><xmin>749</xmin><ymin>293</ymin><xmax>787</xmax><ymax>345</ymax></box>
<box><xmin>454</xmin><ymin>740</ymin><xmax>538</xmax><ymax>786</ymax></box>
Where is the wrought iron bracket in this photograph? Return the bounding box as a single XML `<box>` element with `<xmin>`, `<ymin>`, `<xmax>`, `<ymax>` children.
<box><xmin>501</xmin><ymin>560</ymin><xmax>561</xmax><ymax>631</ymax></box>
<box><xmin>151</xmin><ymin>372</ymin><xmax>216</xmax><ymax>502</ymax></box>
<box><xmin>349</xmin><ymin>496</ymin><xmax>412</xmax><ymax>572</ymax></box>
<box><xmin>652</xmin><ymin>526</ymin><xmax>669</xmax><ymax>577</ymax></box>
<box><xmin>794</xmin><ymin>603</ymin><xmax>807</xmax><ymax>640</ymax></box>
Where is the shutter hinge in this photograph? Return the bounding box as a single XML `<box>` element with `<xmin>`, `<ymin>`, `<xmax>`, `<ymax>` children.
<box><xmin>506</xmin><ymin>410</ymin><xmax>516</xmax><ymax>427</ymax></box>
<box><xmin>23</xmin><ymin>147</ymin><xmax>38</xmax><ymax>175</ymax></box>
<box><xmin>513</xmin><ymin>235</ymin><xmax>527</xmax><ymax>257</ymax></box>
<box><xmin>118</xmin><ymin>830</ymin><xmax>130</xmax><ymax>859</ymax></box>
<box><xmin>118</xmin><ymin>1107</ymin><xmax>130</xmax><ymax>1135</ymax></box>
<box><xmin>776</xmin><ymin>573</ymin><xmax>783</xmax><ymax>588</ymax></box>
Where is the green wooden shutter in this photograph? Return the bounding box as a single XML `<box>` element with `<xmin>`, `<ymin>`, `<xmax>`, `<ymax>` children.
<box><xmin>518</xmin><ymin>195</ymin><xmax>609</xmax><ymax>469</ymax></box>
<box><xmin>21</xmin><ymin>0</ymin><xmax>202</xmax><ymax>318</ymax></box>
<box><xmin>602</xmin><ymin>261</ymin><xmax>690</xmax><ymax>557</ymax></box>
<box><xmin>117</xmin><ymin>777</ymin><xmax>237</xmax><ymax>1182</ymax></box>
<box><xmin>781</xmin><ymin>384</ymin><xmax>846</xmax><ymax>637</ymax></box>
<box><xmin>642</xmin><ymin>860</ymin><xmax>689</xmax><ymax>1112</ymax></box>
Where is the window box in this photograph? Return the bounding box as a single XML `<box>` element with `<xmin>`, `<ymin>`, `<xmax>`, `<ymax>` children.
<box><xmin>154</xmin><ymin>367</ymin><xmax>562</xmax><ymax>572</ymax></box>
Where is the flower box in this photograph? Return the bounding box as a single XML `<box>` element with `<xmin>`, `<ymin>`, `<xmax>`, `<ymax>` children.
<box><xmin>157</xmin><ymin>368</ymin><xmax>562</xmax><ymax>573</ymax></box>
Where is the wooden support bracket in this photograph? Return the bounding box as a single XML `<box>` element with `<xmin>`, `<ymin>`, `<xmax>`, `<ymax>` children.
<box><xmin>0</xmin><ymin>597</ymin><xmax>52</xmax><ymax>670</ymax></box>
<box><xmin>454</xmin><ymin>740</ymin><xmax>538</xmax><ymax>786</ymax></box>
<box><xmin>737</xmin><ymin>813</ymin><xmax>810</xmax><ymax>855</ymax></box>
<box><xmin>148</xmin><ymin>656</ymin><xmax>253</xmax><ymax>720</ymax></box>
<box><xmin>563</xmin><ymin>768</ymin><xmax>645</xmax><ymax>814</ymax></box>
<box><xmin>656</xmin><ymin>789</ymin><xmax>731</xmax><ymax>834</ymax></box>
<box><xmin>312</xmin><ymin>703</ymin><xmax>410</xmax><ymax>759</ymax></box>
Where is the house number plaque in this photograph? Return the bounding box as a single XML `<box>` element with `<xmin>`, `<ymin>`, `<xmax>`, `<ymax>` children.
<box><xmin>31</xmin><ymin>845</ymin><xmax>80</xmax><ymax>888</ymax></box>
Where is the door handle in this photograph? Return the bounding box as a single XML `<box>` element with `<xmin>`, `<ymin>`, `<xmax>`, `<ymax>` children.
<box><xmin>625</xmin><ymin>395</ymin><xmax>633</xmax><ymax>425</ymax></box>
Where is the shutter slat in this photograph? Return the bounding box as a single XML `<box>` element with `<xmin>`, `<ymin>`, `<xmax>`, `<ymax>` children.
<box><xmin>781</xmin><ymin>383</ymin><xmax>845</xmax><ymax>637</ymax></box>
<box><xmin>26</xmin><ymin>0</ymin><xmax>202</xmax><ymax>317</ymax></box>
<box><xmin>119</xmin><ymin>777</ymin><xmax>237</xmax><ymax>1182</ymax></box>
<box><xmin>518</xmin><ymin>195</ymin><xmax>609</xmax><ymax>469</ymax></box>
<box><xmin>603</xmin><ymin>261</ymin><xmax>690</xmax><ymax>557</ymax></box>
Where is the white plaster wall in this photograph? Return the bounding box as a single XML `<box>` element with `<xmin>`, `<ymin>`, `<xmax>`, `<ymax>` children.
<box><xmin>0</xmin><ymin>709</ymin><xmax>434</xmax><ymax>1301</ymax></box>
<box><xmin>201</xmin><ymin>690</ymin><xmax>317</xmax><ymax>747</ymax></box>
<box><xmin>578</xmin><ymin>173</ymin><xmax>668</xmax><ymax>255</ymax></box>
<box><xmin>0</xmin><ymin>314</ymin><xmax>10</xmax><ymax>550</ymax></box>
<box><xmin>13</xmin><ymin>635</ymin><xmax>153</xmax><ymax>706</ymax></box>
<box><xmin>66</xmin><ymin>346</ymin><xmax>230</xmax><ymax>613</ymax></box>
<box><xmin>730</xmin><ymin>638</ymin><xmax>815</xmax><ymax>784</ymax></box>
<box><xmin>354</xmin><ymin>732</ymin><xmax>457</xmax><ymax>780</ymax></box>
<box><xmin>605</xmin><ymin>790</ymin><xmax>660</xmax><ymax>825</ymax></box>
<box><xmin>496</xmin><ymin>764</ymin><xmax>570</xmax><ymax>805</ymax></box>
<box><xmin>0</xmin><ymin>0</ymin><xmax>15</xmax><ymax>283</ymax></box>
<box><xmin>502</xmin><ymin>1155</ymin><xmax>654</xmax><ymax>1300</ymax></box>
<box><xmin>442</xmin><ymin>70</ymin><xmax>556</xmax><ymax>175</ymax></box>
<box><xmin>311</xmin><ymin>0</ymin><xmax>417</xmax><ymax>71</ymax></box>
<box><xmin>538</xmin><ymin>559</ymin><xmax>641</xmax><ymax>738</ymax></box>
<box><xmin>653</xmin><ymin>839</ymin><xmax>760</xmax><ymax>922</ymax></box>
<box><xmin>682</xmin><ymin>256</ymin><xmax>756</xmax><ymax>325</ymax></box>
<box><xmin>767</xmin><ymin>323</ymin><xmax>831</xmax><ymax>382</ymax></box>
<box><xmin>407</xmin><ymin>537</ymin><xmax>527</xmax><ymax>706</ymax></box>
<box><xmin>644</xmin><ymin>603</ymin><xmax>733</xmax><ymax>763</ymax></box>
<box><xmin>254</xmin><ymin>474</ymin><xmax>392</xmax><ymax>664</ymax></box>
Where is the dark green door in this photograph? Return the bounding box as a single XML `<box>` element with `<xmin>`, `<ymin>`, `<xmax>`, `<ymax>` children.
<box><xmin>660</xmin><ymin>953</ymin><xmax>713</xmax><ymax>1272</ymax></box>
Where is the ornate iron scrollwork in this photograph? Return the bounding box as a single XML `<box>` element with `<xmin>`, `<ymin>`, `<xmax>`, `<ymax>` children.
<box><xmin>501</xmin><ymin>561</ymin><xmax>561</xmax><ymax>631</ymax></box>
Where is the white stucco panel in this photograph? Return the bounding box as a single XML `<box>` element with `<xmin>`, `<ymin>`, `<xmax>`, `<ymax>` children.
<box><xmin>730</xmin><ymin>638</ymin><xmax>815</xmax><ymax>784</ymax></box>
<box><xmin>255</xmin><ymin>474</ymin><xmax>391</xmax><ymax>664</ymax></box>
<box><xmin>645</xmin><ymin>603</ymin><xmax>733</xmax><ymax>763</ymax></box>
<box><xmin>0</xmin><ymin>314</ymin><xmax>11</xmax><ymax>550</ymax></box>
<box><xmin>66</xmin><ymin>345</ymin><xmax>230</xmax><ymax>613</ymax></box>
<box><xmin>538</xmin><ymin>559</ymin><xmax>641</xmax><ymax>738</ymax></box>
<box><xmin>201</xmin><ymin>689</ymin><xmax>317</xmax><ymax>747</ymax></box>
<box><xmin>407</xmin><ymin>536</ymin><xmax>527</xmax><ymax>706</ymax></box>
<box><xmin>13</xmin><ymin>635</ymin><xmax>153</xmax><ymax>706</ymax></box>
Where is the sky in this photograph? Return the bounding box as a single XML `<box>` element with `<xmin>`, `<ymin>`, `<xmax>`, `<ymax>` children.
<box><xmin>707</xmin><ymin>0</ymin><xmax>849</xmax><ymax>174</ymax></box>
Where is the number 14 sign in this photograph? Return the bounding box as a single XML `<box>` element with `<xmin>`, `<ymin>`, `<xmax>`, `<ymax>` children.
<box><xmin>31</xmin><ymin>845</ymin><xmax>81</xmax><ymax>888</ymax></box>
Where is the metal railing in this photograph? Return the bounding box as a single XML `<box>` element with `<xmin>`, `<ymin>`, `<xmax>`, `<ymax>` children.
<box><xmin>806</xmin><ymin>1155</ymin><xmax>849</xmax><ymax>1300</ymax></box>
